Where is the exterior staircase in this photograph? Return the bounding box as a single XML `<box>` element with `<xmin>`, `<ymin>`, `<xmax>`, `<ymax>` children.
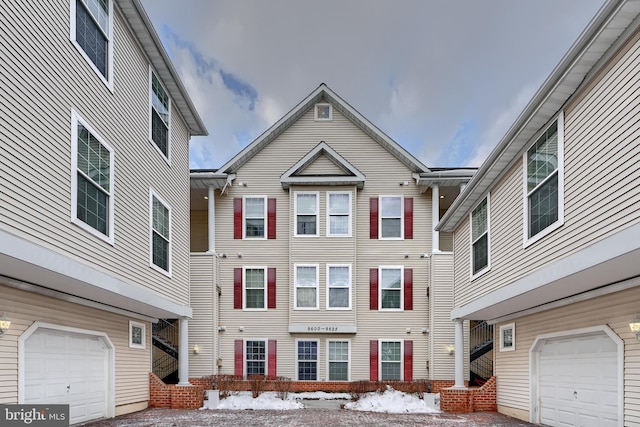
<box><xmin>152</xmin><ymin>319</ymin><xmax>179</xmax><ymax>383</ymax></box>
<box><xmin>469</xmin><ymin>320</ymin><xmax>493</xmax><ymax>386</ymax></box>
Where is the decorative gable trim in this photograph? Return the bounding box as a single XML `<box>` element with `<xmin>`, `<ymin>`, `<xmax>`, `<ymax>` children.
<box><xmin>280</xmin><ymin>141</ymin><xmax>366</xmax><ymax>190</ymax></box>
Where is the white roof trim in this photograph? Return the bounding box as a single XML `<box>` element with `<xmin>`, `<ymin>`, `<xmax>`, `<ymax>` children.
<box><xmin>218</xmin><ymin>83</ymin><xmax>430</xmax><ymax>174</ymax></box>
<box><xmin>280</xmin><ymin>141</ymin><xmax>366</xmax><ymax>189</ymax></box>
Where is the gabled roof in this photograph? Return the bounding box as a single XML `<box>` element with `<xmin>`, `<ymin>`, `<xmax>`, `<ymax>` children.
<box><xmin>217</xmin><ymin>83</ymin><xmax>430</xmax><ymax>174</ymax></box>
<box><xmin>117</xmin><ymin>0</ymin><xmax>208</xmax><ymax>136</ymax></box>
<box><xmin>280</xmin><ymin>141</ymin><xmax>366</xmax><ymax>189</ymax></box>
<box><xmin>437</xmin><ymin>0</ymin><xmax>640</xmax><ymax>232</ymax></box>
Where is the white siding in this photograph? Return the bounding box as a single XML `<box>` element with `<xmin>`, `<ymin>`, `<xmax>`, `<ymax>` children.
<box><xmin>189</xmin><ymin>254</ymin><xmax>217</xmax><ymax>377</ymax></box>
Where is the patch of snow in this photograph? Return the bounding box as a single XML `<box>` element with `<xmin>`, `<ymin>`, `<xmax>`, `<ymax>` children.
<box><xmin>202</xmin><ymin>391</ymin><xmax>303</xmax><ymax>410</ymax></box>
<box><xmin>344</xmin><ymin>387</ymin><xmax>440</xmax><ymax>414</ymax></box>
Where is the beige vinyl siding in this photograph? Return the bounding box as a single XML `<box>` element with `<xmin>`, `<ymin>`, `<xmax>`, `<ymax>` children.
<box><xmin>453</xmin><ymin>33</ymin><xmax>640</xmax><ymax>306</ymax></box>
<box><xmin>494</xmin><ymin>285</ymin><xmax>640</xmax><ymax>425</ymax></box>
<box><xmin>189</xmin><ymin>254</ymin><xmax>217</xmax><ymax>376</ymax></box>
<box><xmin>299</xmin><ymin>154</ymin><xmax>347</xmax><ymax>175</ymax></box>
<box><xmin>190</xmin><ymin>210</ymin><xmax>208</xmax><ymax>252</ymax></box>
<box><xmin>0</xmin><ymin>0</ymin><xmax>190</xmax><ymax>305</ymax></box>
<box><xmin>0</xmin><ymin>284</ymin><xmax>150</xmax><ymax>409</ymax></box>
<box><xmin>206</xmin><ymin>105</ymin><xmax>437</xmax><ymax>380</ymax></box>
<box><xmin>430</xmin><ymin>253</ymin><xmax>465</xmax><ymax>380</ymax></box>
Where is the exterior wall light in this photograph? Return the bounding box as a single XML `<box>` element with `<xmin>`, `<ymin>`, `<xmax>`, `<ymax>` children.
<box><xmin>193</xmin><ymin>344</ymin><xmax>201</xmax><ymax>354</ymax></box>
<box><xmin>447</xmin><ymin>344</ymin><xmax>455</xmax><ymax>356</ymax></box>
<box><xmin>0</xmin><ymin>312</ymin><xmax>11</xmax><ymax>337</ymax></box>
<box><xmin>630</xmin><ymin>314</ymin><xmax>640</xmax><ymax>340</ymax></box>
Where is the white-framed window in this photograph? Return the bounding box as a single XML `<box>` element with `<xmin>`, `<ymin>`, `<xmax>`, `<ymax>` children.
<box><xmin>295</xmin><ymin>192</ymin><xmax>319</xmax><ymax>237</ymax></box>
<box><xmin>244</xmin><ymin>267</ymin><xmax>267</xmax><ymax>310</ymax></box>
<box><xmin>327</xmin><ymin>340</ymin><xmax>350</xmax><ymax>381</ymax></box>
<box><xmin>379</xmin><ymin>196</ymin><xmax>403</xmax><ymax>239</ymax></box>
<box><xmin>327</xmin><ymin>192</ymin><xmax>351</xmax><ymax>236</ymax></box>
<box><xmin>524</xmin><ymin>113</ymin><xmax>564</xmax><ymax>245</ymax></box>
<box><xmin>471</xmin><ymin>194</ymin><xmax>490</xmax><ymax>277</ymax></box>
<box><xmin>129</xmin><ymin>320</ymin><xmax>145</xmax><ymax>349</ymax></box>
<box><xmin>295</xmin><ymin>265</ymin><xmax>319</xmax><ymax>309</ymax></box>
<box><xmin>71</xmin><ymin>110</ymin><xmax>114</xmax><ymax>244</ymax></box>
<box><xmin>150</xmin><ymin>190</ymin><xmax>171</xmax><ymax>274</ymax></box>
<box><xmin>296</xmin><ymin>340</ymin><xmax>318</xmax><ymax>381</ymax></box>
<box><xmin>245</xmin><ymin>339</ymin><xmax>266</xmax><ymax>376</ymax></box>
<box><xmin>149</xmin><ymin>69</ymin><xmax>171</xmax><ymax>161</ymax></box>
<box><xmin>70</xmin><ymin>0</ymin><xmax>113</xmax><ymax>89</ymax></box>
<box><xmin>327</xmin><ymin>264</ymin><xmax>351</xmax><ymax>310</ymax></box>
<box><xmin>244</xmin><ymin>196</ymin><xmax>267</xmax><ymax>239</ymax></box>
<box><xmin>380</xmin><ymin>340</ymin><xmax>403</xmax><ymax>380</ymax></box>
<box><xmin>314</xmin><ymin>103</ymin><xmax>332</xmax><ymax>121</ymax></box>
<box><xmin>379</xmin><ymin>267</ymin><xmax>403</xmax><ymax>310</ymax></box>
<box><xmin>499</xmin><ymin>323</ymin><xmax>515</xmax><ymax>352</ymax></box>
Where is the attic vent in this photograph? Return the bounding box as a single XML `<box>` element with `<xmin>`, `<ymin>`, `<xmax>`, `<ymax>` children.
<box><xmin>314</xmin><ymin>103</ymin><xmax>332</xmax><ymax>121</ymax></box>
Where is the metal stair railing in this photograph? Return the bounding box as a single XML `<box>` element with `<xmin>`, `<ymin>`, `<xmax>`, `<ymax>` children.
<box><xmin>470</xmin><ymin>320</ymin><xmax>493</xmax><ymax>362</ymax></box>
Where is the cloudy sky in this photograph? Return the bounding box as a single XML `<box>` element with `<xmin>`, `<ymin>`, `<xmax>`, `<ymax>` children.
<box><xmin>141</xmin><ymin>0</ymin><xmax>604</xmax><ymax>170</ymax></box>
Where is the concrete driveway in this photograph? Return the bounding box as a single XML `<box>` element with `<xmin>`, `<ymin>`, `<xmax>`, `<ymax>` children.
<box><xmin>83</xmin><ymin>408</ymin><xmax>534</xmax><ymax>427</ymax></box>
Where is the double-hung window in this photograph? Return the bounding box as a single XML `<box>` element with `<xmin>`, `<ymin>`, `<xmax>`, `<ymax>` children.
<box><xmin>150</xmin><ymin>191</ymin><xmax>171</xmax><ymax>274</ymax></box>
<box><xmin>380</xmin><ymin>196</ymin><xmax>403</xmax><ymax>238</ymax></box>
<box><xmin>380</xmin><ymin>341</ymin><xmax>402</xmax><ymax>380</ymax></box>
<box><xmin>246</xmin><ymin>340</ymin><xmax>266</xmax><ymax>376</ymax></box>
<box><xmin>295</xmin><ymin>192</ymin><xmax>318</xmax><ymax>236</ymax></box>
<box><xmin>525</xmin><ymin>114</ymin><xmax>564</xmax><ymax>243</ymax></box>
<box><xmin>244</xmin><ymin>197</ymin><xmax>266</xmax><ymax>238</ymax></box>
<box><xmin>297</xmin><ymin>340</ymin><xmax>318</xmax><ymax>381</ymax></box>
<box><xmin>327</xmin><ymin>192</ymin><xmax>351</xmax><ymax>236</ymax></box>
<box><xmin>471</xmin><ymin>195</ymin><xmax>490</xmax><ymax>276</ymax></box>
<box><xmin>327</xmin><ymin>265</ymin><xmax>351</xmax><ymax>309</ymax></box>
<box><xmin>244</xmin><ymin>268</ymin><xmax>266</xmax><ymax>309</ymax></box>
<box><xmin>380</xmin><ymin>267</ymin><xmax>403</xmax><ymax>310</ymax></box>
<box><xmin>150</xmin><ymin>70</ymin><xmax>170</xmax><ymax>159</ymax></box>
<box><xmin>72</xmin><ymin>0</ymin><xmax>112</xmax><ymax>86</ymax></box>
<box><xmin>328</xmin><ymin>340</ymin><xmax>350</xmax><ymax>381</ymax></box>
<box><xmin>295</xmin><ymin>265</ymin><xmax>318</xmax><ymax>309</ymax></box>
<box><xmin>72</xmin><ymin>111</ymin><xmax>114</xmax><ymax>242</ymax></box>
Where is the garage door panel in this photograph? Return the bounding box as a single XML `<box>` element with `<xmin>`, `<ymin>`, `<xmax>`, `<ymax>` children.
<box><xmin>25</xmin><ymin>328</ymin><xmax>109</xmax><ymax>425</ymax></box>
<box><xmin>537</xmin><ymin>332</ymin><xmax>619</xmax><ymax>427</ymax></box>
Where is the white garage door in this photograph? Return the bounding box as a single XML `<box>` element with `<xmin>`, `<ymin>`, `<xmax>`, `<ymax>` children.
<box><xmin>24</xmin><ymin>328</ymin><xmax>108</xmax><ymax>425</ymax></box>
<box><xmin>539</xmin><ymin>332</ymin><xmax>618</xmax><ymax>427</ymax></box>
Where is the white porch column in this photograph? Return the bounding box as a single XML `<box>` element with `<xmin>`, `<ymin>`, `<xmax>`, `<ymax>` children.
<box><xmin>178</xmin><ymin>318</ymin><xmax>191</xmax><ymax>385</ymax></box>
<box><xmin>432</xmin><ymin>184</ymin><xmax>440</xmax><ymax>252</ymax></box>
<box><xmin>453</xmin><ymin>318</ymin><xmax>466</xmax><ymax>389</ymax></box>
<box><xmin>207</xmin><ymin>186</ymin><xmax>215</xmax><ymax>253</ymax></box>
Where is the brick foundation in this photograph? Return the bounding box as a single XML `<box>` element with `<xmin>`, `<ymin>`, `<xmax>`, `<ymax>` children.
<box><xmin>440</xmin><ymin>376</ymin><xmax>497</xmax><ymax>413</ymax></box>
<box><xmin>149</xmin><ymin>373</ymin><xmax>205</xmax><ymax>409</ymax></box>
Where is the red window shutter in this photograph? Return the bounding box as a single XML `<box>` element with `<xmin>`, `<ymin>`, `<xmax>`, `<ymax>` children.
<box><xmin>234</xmin><ymin>268</ymin><xmax>242</xmax><ymax>309</ymax></box>
<box><xmin>404</xmin><ymin>197</ymin><xmax>413</xmax><ymax>239</ymax></box>
<box><xmin>267</xmin><ymin>198</ymin><xmax>276</xmax><ymax>240</ymax></box>
<box><xmin>370</xmin><ymin>340</ymin><xmax>379</xmax><ymax>381</ymax></box>
<box><xmin>267</xmin><ymin>268</ymin><xmax>276</xmax><ymax>309</ymax></box>
<box><xmin>404</xmin><ymin>268</ymin><xmax>413</xmax><ymax>311</ymax></box>
<box><xmin>404</xmin><ymin>340</ymin><xmax>413</xmax><ymax>381</ymax></box>
<box><xmin>369</xmin><ymin>268</ymin><xmax>378</xmax><ymax>310</ymax></box>
<box><xmin>234</xmin><ymin>340</ymin><xmax>244</xmax><ymax>377</ymax></box>
<box><xmin>234</xmin><ymin>198</ymin><xmax>243</xmax><ymax>239</ymax></box>
<box><xmin>370</xmin><ymin>198</ymin><xmax>378</xmax><ymax>239</ymax></box>
<box><xmin>268</xmin><ymin>340</ymin><xmax>277</xmax><ymax>379</ymax></box>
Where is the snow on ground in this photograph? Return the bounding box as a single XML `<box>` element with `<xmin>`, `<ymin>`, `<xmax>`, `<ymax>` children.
<box><xmin>202</xmin><ymin>388</ymin><xmax>440</xmax><ymax>413</ymax></box>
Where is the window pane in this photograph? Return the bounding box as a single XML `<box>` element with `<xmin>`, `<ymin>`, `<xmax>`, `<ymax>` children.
<box><xmin>472</xmin><ymin>234</ymin><xmax>488</xmax><ymax>274</ymax></box>
<box><xmin>529</xmin><ymin>173</ymin><xmax>559</xmax><ymax>237</ymax></box>
<box><xmin>246</xmin><ymin>289</ymin><xmax>264</xmax><ymax>309</ymax></box>
<box><xmin>152</xmin><ymin>232</ymin><xmax>168</xmax><ymax>270</ymax></box>
<box><xmin>76</xmin><ymin>0</ymin><xmax>107</xmax><ymax>77</ymax></box>
<box><xmin>328</xmin><ymin>341</ymin><xmax>349</xmax><ymax>381</ymax></box>
<box><xmin>381</xmin><ymin>342</ymin><xmax>401</xmax><ymax>361</ymax></box>
<box><xmin>381</xmin><ymin>290</ymin><xmax>401</xmax><ymax>309</ymax></box>
<box><xmin>151</xmin><ymin>110</ymin><xmax>168</xmax><ymax>156</ymax></box>
<box><xmin>153</xmin><ymin>197</ymin><xmax>169</xmax><ymax>239</ymax></box>
<box><xmin>381</xmin><ymin>342</ymin><xmax>401</xmax><ymax>381</ymax></box>
<box><xmin>329</xmin><ymin>215</ymin><xmax>349</xmax><ymax>235</ymax></box>
<box><xmin>297</xmin><ymin>216</ymin><xmax>316</xmax><ymax>235</ymax></box>
<box><xmin>527</xmin><ymin>122</ymin><xmax>558</xmax><ymax>192</ymax></box>
<box><xmin>297</xmin><ymin>341</ymin><xmax>317</xmax><ymax>360</ymax></box>
<box><xmin>329</xmin><ymin>341</ymin><xmax>348</xmax><ymax>361</ymax></box>
<box><xmin>245</xmin><ymin>219</ymin><xmax>265</xmax><ymax>237</ymax></box>
<box><xmin>77</xmin><ymin>123</ymin><xmax>110</xmax><ymax>192</ymax></box>
<box><xmin>296</xmin><ymin>266</ymin><xmax>316</xmax><ymax>286</ymax></box>
<box><xmin>246</xmin><ymin>341</ymin><xmax>265</xmax><ymax>376</ymax></box>
<box><xmin>297</xmin><ymin>341</ymin><xmax>317</xmax><ymax>381</ymax></box>
<box><xmin>297</xmin><ymin>194</ymin><xmax>317</xmax><ymax>214</ymax></box>
<box><xmin>381</xmin><ymin>269</ymin><xmax>401</xmax><ymax>289</ymax></box>
<box><xmin>77</xmin><ymin>174</ymin><xmax>108</xmax><ymax>234</ymax></box>
<box><xmin>329</xmin><ymin>288</ymin><xmax>349</xmax><ymax>308</ymax></box>
<box><xmin>245</xmin><ymin>269</ymin><xmax>265</xmax><ymax>309</ymax></box>
<box><xmin>245</xmin><ymin>198</ymin><xmax>264</xmax><ymax>217</ymax></box>
<box><xmin>329</xmin><ymin>266</ymin><xmax>349</xmax><ymax>286</ymax></box>
<box><xmin>151</xmin><ymin>73</ymin><xmax>169</xmax><ymax>124</ymax></box>
<box><xmin>381</xmin><ymin>218</ymin><xmax>401</xmax><ymax>238</ymax></box>
<box><xmin>471</xmin><ymin>198</ymin><xmax>487</xmax><ymax>241</ymax></box>
<box><xmin>296</xmin><ymin>288</ymin><xmax>316</xmax><ymax>308</ymax></box>
<box><xmin>380</xmin><ymin>197</ymin><xmax>401</xmax><ymax>217</ymax></box>
<box><xmin>329</xmin><ymin>193</ymin><xmax>349</xmax><ymax>214</ymax></box>
<box><xmin>381</xmin><ymin>362</ymin><xmax>401</xmax><ymax>381</ymax></box>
